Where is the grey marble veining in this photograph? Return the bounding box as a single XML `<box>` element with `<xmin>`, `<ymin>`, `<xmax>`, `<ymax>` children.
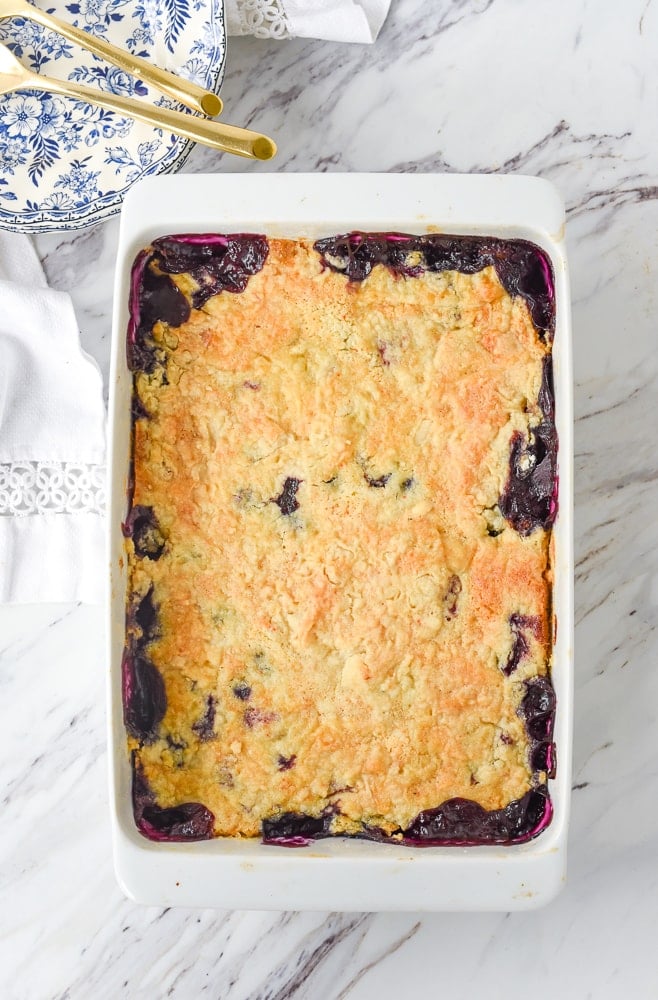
<box><xmin>5</xmin><ymin>0</ymin><xmax>658</xmax><ymax>996</ymax></box>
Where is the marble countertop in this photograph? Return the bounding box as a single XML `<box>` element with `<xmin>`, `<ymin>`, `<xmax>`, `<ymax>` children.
<box><xmin>3</xmin><ymin>0</ymin><xmax>658</xmax><ymax>996</ymax></box>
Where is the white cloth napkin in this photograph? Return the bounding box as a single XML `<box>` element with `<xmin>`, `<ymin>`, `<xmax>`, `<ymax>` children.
<box><xmin>225</xmin><ymin>0</ymin><xmax>391</xmax><ymax>42</ymax></box>
<box><xmin>0</xmin><ymin>233</ymin><xmax>106</xmax><ymax>604</ymax></box>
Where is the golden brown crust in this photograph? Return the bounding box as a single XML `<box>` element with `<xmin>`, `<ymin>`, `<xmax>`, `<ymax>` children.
<box><xmin>127</xmin><ymin>238</ymin><xmax>552</xmax><ymax>838</ymax></box>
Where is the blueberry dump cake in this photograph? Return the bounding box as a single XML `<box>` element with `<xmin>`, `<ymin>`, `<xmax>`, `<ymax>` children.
<box><xmin>123</xmin><ymin>231</ymin><xmax>557</xmax><ymax>846</ymax></box>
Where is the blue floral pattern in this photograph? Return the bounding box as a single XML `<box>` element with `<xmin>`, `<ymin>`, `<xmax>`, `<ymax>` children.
<box><xmin>0</xmin><ymin>0</ymin><xmax>225</xmax><ymax>232</ymax></box>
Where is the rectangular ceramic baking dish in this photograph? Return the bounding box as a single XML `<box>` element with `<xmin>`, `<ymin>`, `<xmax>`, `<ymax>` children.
<box><xmin>107</xmin><ymin>172</ymin><xmax>573</xmax><ymax>910</ymax></box>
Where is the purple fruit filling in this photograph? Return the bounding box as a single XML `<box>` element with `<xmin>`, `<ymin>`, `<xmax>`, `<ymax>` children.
<box><xmin>401</xmin><ymin>788</ymin><xmax>551</xmax><ymax>845</ymax></box>
<box><xmin>128</xmin><ymin>235</ymin><xmax>269</xmax><ymax>373</ymax></box>
<box><xmin>132</xmin><ymin>756</ymin><xmax>214</xmax><ymax>842</ymax></box>
<box><xmin>232</xmin><ymin>682</ymin><xmax>252</xmax><ymax>701</ymax></box>
<box><xmin>531</xmin><ymin>741</ymin><xmax>556</xmax><ymax>776</ymax></box>
<box><xmin>139</xmin><ymin>803</ymin><xmax>215</xmax><ymax>841</ymax></box>
<box><xmin>130</xmin><ymin>584</ymin><xmax>160</xmax><ymax>645</ymax></box>
<box><xmin>122</xmin><ymin>648</ymin><xmax>166</xmax><ymax>744</ymax></box>
<box><xmin>127</xmin><ymin>250</ymin><xmax>190</xmax><ymax>373</ymax></box>
<box><xmin>495</xmin><ymin>243</ymin><xmax>554</xmax><ymax>336</ymax></box>
<box><xmin>538</xmin><ymin>353</ymin><xmax>556</xmax><ymax>421</ymax></box>
<box><xmin>315</xmin><ymin>232</ymin><xmax>423</xmax><ymax>283</ymax></box>
<box><xmin>502</xmin><ymin>613</ymin><xmax>541</xmax><ymax>676</ymax></box>
<box><xmin>273</xmin><ymin>477</ymin><xmax>302</xmax><ymax>515</ymax></box>
<box><xmin>520</xmin><ymin>676</ymin><xmax>556</xmax><ymax>741</ymax></box>
<box><xmin>131</xmin><ymin>393</ymin><xmax>151</xmax><ymax>422</ymax></box>
<box><xmin>262</xmin><ymin>808</ymin><xmax>335</xmax><ymax>845</ymax></box>
<box><xmin>151</xmin><ymin>233</ymin><xmax>269</xmax><ymax>310</ymax></box>
<box><xmin>443</xmin><ymin>574</ymin><xmax>462</xmax><ymax>620</ymax></box>
<box><xmin>192</xmin><ymin>694</ymin><xmax>217</xmax><ymax>742</ymax></box>
<box><xmin>277</xmin><ymin>754</ymin><xmax>297</xmax><ymax>771</ymax></box>
<box><xmin>500</xmin><ymin>358</ymin><xmax>557</xmax><ymax>535</ymax></box>
<box><xmin>262</xmin><ymin>787</ymin><xmax>552</xmax><ymax>848</ymax></box>
<box><xmin>314</xmin><ymin>232</ymin><xmax>554</xmax><ymax>340</ymax></box>
<box><xmin>364</xmin><ymin>472</ymin><xmax>391</xmax><ymax>488</ymax></box>
<box><xmin>122</xmin><ymin>504</ymin><xmax>165</xmax><ymax>560</ymax></box>
<box><xmin>520</xmin><ymin>676</ymin><xmax>557</xmax><ymax>780</ymax></box>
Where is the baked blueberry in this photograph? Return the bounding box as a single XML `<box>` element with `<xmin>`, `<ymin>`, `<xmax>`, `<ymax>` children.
<box><xmin>314</xmin><ymin>232</ymin><xmax>380</xmax><ymax>281</ymax></box>
<box><xmin>502</xmin><ymin>614</ymin><xmax>541</xmax><ymax>675</ymax></box>
<box><xmin>139</xmin><ymin>802</ymin><xmax>215</xmax><ymax>841</ymax></box>
<box><xmin>364</xmin><ymin>472</ymin><xmax>391</xmax><ymax>488</ymax></box>
<box><xmin>443</xmin><ymin>575</ymin><xmax>462</xmax><ymax>620</ymax></box>
<box><xmin>520</xmin><ymin>676</ymin><xmax>556</xmax><ymax>741</ymax></box>
<box><xmin>538</xmin><ymin>355</ymin><xmax>555</xmax><ymax>421</ymax></box>
<box><xmin>403</xmin><ymin>787</ymin><xmax>550</xmax><ymax>844</ymax></box>
<box><xmin>132</xmin><ymin>755</ymin><xmax>214</xmax><ymax>841</ymax></box>
<box><xmin>531</xmin><ymin>741</ymin><xmax>557</xmax><ymax>777</ymax></box>
<box><xmin>131</xmin><ymin>393</ymin><xmax>151</xmax><ymax>421</ymax></box>
<box><xmin>122</xmin><ymin>648</ymin><xmax>166</xmax><ymax>744</ymax></box>
<box><xmin>123</xmin><ymin>505</ymin><xmax>166</xmax><ymax>560</ymax></box>
<box><xmin>499</xmin><ymin>363</ymin><xmax>557</xmax><ymax>536</ymax></box>
<box><xmin>151</xmin><ymin>234</ymin><xmax>269</xmax><ymax>309</ymax></box>
<box><xmin>192</xmin><ymin>694</ymin><xmax>217</xmax><ymax>741</ymax></box>
<box><xmin>131</xmin><ymin>584</ymin><xmax>160</xmax><ymax>645</ymax></box>
<box><xmin>273</xmin><ymin>477</ymin><xmax>302</xmax><ymax>515</ymax></box>
<box><xmin>493</xmin><ymin>242</ymin><xmax>554</xmax><ymax>340</ymax></box>
<box><xmin>519</xmin><ymin>676</ymin><xmax>556</xmax><ymax>778</ymax></box>
<box><xmin>262</xmin><ymin>808</ymin><xmax>335</xmax><ymax>843</ymax></box>
<box><xmin>127</xmin><ymin>251</ymin><xmax>190</xmax><ymax>373</ymax></box>
<box><xmin>423</xmin><ymin>235</ymin><xmax>483</xmax><ymax>275</ymax></box>
<box><xmin>140</xmin><ymin>265</ymin><xmax>190</xmax><ymax>331</ymax></box>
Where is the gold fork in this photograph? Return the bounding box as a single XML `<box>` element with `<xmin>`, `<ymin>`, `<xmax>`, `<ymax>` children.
<box><xmin>0</xmin><ymin>42</ymin><xmax>276</xmax><ymax>159</ymax></box>
<box><xmin>0</xmin><ymin>0</ymin><xmax>222</xmax><ymax>115</ymax></box>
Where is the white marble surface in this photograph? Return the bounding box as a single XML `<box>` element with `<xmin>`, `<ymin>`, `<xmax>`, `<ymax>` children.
<box><xmin>3</xmin><ymin>0</ymin><xmax>658</xmax><ymax>996</ymax></box>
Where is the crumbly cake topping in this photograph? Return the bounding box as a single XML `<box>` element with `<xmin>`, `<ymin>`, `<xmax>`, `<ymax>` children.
<box><xmin>123</xmin><ymin>233</ymin><xmax>557</xmax><ymax>845</ymax></box>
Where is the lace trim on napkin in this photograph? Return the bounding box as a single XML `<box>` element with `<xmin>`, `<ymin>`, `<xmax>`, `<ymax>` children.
<box><xmin>227</xmin><ymin>0</ymin><xmax>290</xmax><ymax>38</ymax></box>
<box><xmin>0</xmin><ymin>462</ymin><xmax>106</xmax><ymax>516</ymax></box>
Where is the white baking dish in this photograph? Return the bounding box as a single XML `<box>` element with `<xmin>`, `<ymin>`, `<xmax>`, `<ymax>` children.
<box><xmin>107</xmin><ymin>172</ymin><xmax>573</xmax><ymax>910</ymax></box>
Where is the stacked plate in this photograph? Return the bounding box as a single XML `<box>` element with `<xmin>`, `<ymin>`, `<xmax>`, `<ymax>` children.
<box><xmin>0</xmin><ymin>0</ymin><xmax>226</xmax><ymax>232</ymax></box>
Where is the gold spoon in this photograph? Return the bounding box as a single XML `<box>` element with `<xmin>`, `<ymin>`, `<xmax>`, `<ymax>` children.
<box><xmin>0</xmin><ymin>0</ymin><xmax>222</xmax><ymax>115</ymax></box>
<box><xmin>0</xmin><ymin>43</ymin><xmax>276</xmax><ymax>160</ymax></box>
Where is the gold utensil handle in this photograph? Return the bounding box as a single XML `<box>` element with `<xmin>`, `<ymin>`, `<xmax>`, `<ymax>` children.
<box><xmin>26</xmin><ymin>75</ymin><xmax>275</xmax><ymax>160</ymax></box>
<box><xmin>28</xmin><ymin>6</ymin><xmax>222</xmax><ymax>116</ymax></box>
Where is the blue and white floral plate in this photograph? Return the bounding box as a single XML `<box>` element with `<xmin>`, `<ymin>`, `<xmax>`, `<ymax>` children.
<box><xmin>0</xmin><ymin>0</ymin><xmax>226</xmax><ymax>232</ymax></box>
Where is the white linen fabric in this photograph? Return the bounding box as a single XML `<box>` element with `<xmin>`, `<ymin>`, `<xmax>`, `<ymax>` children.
<box><xmin>225</xmin><ymin>0</ymin><xmax>391</xmax><ymax>42</ymax></box>
<box><xmin>0</xmin><ymin>232</ymin><xmax>106</xmax><ymax>604</ymax></box>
